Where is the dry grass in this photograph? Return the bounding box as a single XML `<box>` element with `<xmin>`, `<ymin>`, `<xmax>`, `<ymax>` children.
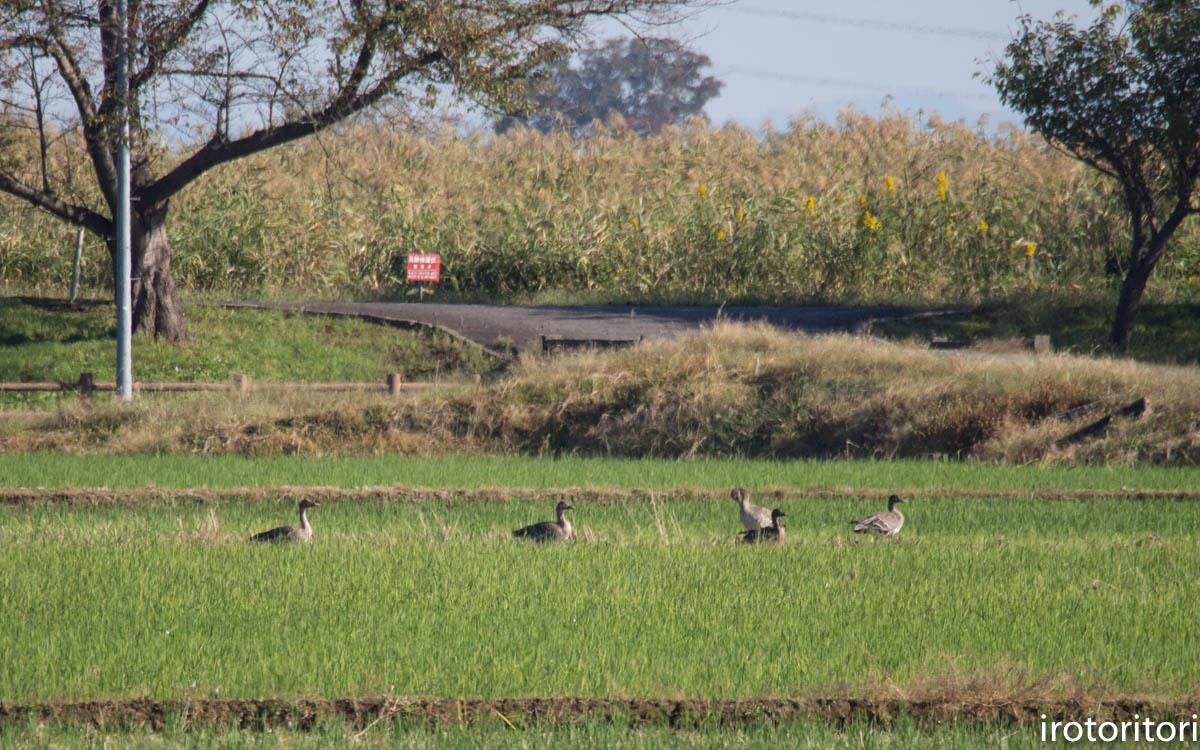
<box><xmin>5</xmin><ymin>323</ymin><xmax>1198</xmax><ymax>464</ymax></box>
<box><xmin>5</xmin><ymin>109</ymin><xmax>1196</xmax><ymax>304</ymax></box>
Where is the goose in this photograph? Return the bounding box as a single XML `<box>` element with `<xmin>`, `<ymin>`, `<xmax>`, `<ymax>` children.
<box><xmin>250</xmin><ymin>497</ymin><xmax>320</xmax><ymax>543</ymax></box>
<box><xmin>741</xmin><ymin>508</ymin><xmax>786</xmax><ymax>544</ymax></box>
<box><xmin>851</xmin><ymin>494</ymin><xmax>905</xmax><ymax>538</ymax></box>
<box><xmin>731</xmin><ymin>487</ymin><xmax>772</xmax><ymax>532</ymax></box>
<box><xmin>513</xmin><ymin>500</ymin><xmax>575</xmax><ymax>542</ymax></box>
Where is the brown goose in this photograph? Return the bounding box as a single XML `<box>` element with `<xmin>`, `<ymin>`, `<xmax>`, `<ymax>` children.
<box><xmin>851</xmin><ymin>495</ymin><xmax>905</xmax><ymax>538</ymax></box>
<box><xmin>731</xmin><ymin>487</ymin><xmax>772</xmax><ymax>532</ymax></box>
<box><xmin>250</xmin><ymin>498</ymin><xmax>320</xmax><ymax>543</ymax></box>
<box><xmin>513</xmin><ymin>501</ymin><xmax>575</xmax><ymax>542</ymax></box>
<box><xmin>741</xmin><ymin>508</ymin><xmax>786</xmax><ymax>544</ymax></box>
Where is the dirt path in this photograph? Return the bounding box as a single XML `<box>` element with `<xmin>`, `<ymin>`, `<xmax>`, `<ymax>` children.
<box><xmin>227</xmin><ymin>301</ymin><xmax>959</xmax><ymax>354</ymax></box>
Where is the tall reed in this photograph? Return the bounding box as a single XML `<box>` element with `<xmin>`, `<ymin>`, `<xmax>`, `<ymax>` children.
<box><xmin>3</xmin><ymin>109</ymin><xmax>1198</xmax><ymax>302</ymax></box>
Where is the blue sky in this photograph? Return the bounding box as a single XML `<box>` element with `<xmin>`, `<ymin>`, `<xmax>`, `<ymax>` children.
<box><xmin>629</xmin><ymin>0</ymin><xmax>1101</xmax><ymax>129</ymax></box>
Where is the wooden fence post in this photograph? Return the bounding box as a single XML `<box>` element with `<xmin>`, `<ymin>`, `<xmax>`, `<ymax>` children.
<box><xmin>387</xmin><ymin>373</ymin><xmax>402</xmax><ymax>396</ymax></box>
<box><xmin>234</xmin><ymin>374</ymin><xmax>249</xmax><ymax>395</ymax></box>
<box><xmin>78</xmin><ymin>372</ymin><xmax>94</xmax><ymax>403</ymax></box>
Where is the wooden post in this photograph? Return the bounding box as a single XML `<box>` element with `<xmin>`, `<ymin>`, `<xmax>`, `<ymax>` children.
<box><xmin>1032</xmin><ymin>334</ymin><xmax>1052</xmax><ymax>354</ymax></box>
<box><xmin>69</xmin><ymin>228</ymin><xmax>85</xmax><ymax>304</ymax></box>
<box><xmin>78</xmin><ymin>372</ymin><xmax>94</xmax><ymax>403</ymax></box>
<box><xmin>234</xmin><ymin>373</ymin><xmax>249</xmax><ymax>395</ymax></box>
<box><xmin>473</xmin><ymin>373</ymin><xmax>482</xmax><ymax>385</ymax></box>
<box><xmin>387</xmin><ymin>373</ymin><xmax>403</xmax><ymax>396</ymax></box>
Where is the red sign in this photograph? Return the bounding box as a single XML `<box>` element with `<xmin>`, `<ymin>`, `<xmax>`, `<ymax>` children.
<box><xmin>406</xmin><ymin>253</ymin><xmax>440</xmax><ymax>282</ymax></box>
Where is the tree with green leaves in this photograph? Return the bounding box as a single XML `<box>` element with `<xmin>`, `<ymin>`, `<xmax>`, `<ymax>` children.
<box><xmin>989</xmin><ymin>0</ymin><xmax>1200</xmax><ymax>352</ymax></box>
<box><xmin>0</xmin><ymin>1</ymin><xmax>701</xmax><ymax>343</ymax></box>
<box><xmin>494</xmin><ymin>36</ymin><xmax>722</xmax><ymax>136</ymax></box>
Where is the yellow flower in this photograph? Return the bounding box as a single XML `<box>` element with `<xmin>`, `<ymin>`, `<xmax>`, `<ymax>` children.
<box><xmin>937</xmin><ymin>171</ymin><xmax>948</xmax><ymax>201</ymax></box>
<box><xmin>717</xmin><ymin>230</ymin><xmax>726</xmax><ymax>241</ymax></box>
<box><xmin>978</xmin><ymin>219</ymin><xmax>988</xmax><ymax>234</ymax></box>
<box><xmin>697</xmin><ymin>183</ymin><xmax>707</xmax><ymax>198</ymax></box>
<box><xmin>804</xmin><ymin>196</ymin><xmax>816</xmax><ymax>213</ymax></box>
<box><xmin>736</xmin><ymin>207</ymin><xmax>745</xmax><ymax>223</ymax></box>
<box><xmin>861</xmin><ymin>211</ymin><xmax>881</xmax><ymax>232</ymax></box>
<box><xmin>885</xmin><ymin>175</ymin><xmax>895</xmax><ymax>192</ymax></box>
<box><xmin>631</xmin><ymin>217</ymin><xmax>638</xmax><ymax>229</ymax></box>
<box><xmin>1025</xmin><ymin>242</ymin><xmax>1037</xmax><ymax>256</ymax></box>
<box><xmin>1189</xmin><ymin>275</ymin><xmax>1198</xmax><ymax>285</ymax></box>
<box><xmin>858</xmin><ymin>193</ymin><xmax>867</xmax><ymax>207</ymax></box>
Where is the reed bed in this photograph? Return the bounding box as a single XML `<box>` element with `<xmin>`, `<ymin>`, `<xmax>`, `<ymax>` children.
<box><xmin>4</xmin><ymin>110</ymin><xmax>1198</xmax><ymax>304</ymax></box>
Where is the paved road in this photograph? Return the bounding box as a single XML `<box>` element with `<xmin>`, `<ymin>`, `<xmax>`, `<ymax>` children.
<box><xmin>229</xmin><ymin>301</ymin><xmax>956</xmax><ymax>354</ymax></box>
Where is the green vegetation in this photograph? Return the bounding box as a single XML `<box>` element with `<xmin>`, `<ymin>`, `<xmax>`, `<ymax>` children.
<box><xmin>870</xmin><ymin>298</ymin><xmax>1200</xmax><ymax>365</ymax></box>
<box><xmin>4</xmin><ymin>112</ymin><xmax>1198</xmax><ymax>311</ymax></box>
<box><xmin>1</xmin><ymin>453</ymin><xmax>1198</xmax><ymax>493</ymax></box>
<box><xmin>1</xmin><ymin>494</ymin><xmax>1195</xmax><ymax>702</ymax></box>
<box><xmin>0</xmin><ymin>298</ymin><xmax>496</xmax><ymax>407</ymax></box>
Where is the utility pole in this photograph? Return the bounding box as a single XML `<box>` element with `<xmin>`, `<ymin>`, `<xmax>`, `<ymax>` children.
<box><xmin>115</xmin><ymin>0</ymin><xmax>132</xmax><ymax>401</ymax></box>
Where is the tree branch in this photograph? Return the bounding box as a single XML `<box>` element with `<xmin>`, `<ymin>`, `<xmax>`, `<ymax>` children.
<box><xmin>145</xmin><ymin>47</ymin><xmax>444</xmax><ymax>204</ymax></box>
<box><xmin>0</xmin><ymin>171</ymin><xmax>111</xmax><ymax>237</ymax></box>
<box><xmin>130</xmin><ymin>0</ymin><xmax>213</xmax><ymax>92</ymax></box>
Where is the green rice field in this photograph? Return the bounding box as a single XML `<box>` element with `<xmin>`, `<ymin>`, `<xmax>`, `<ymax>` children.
<box><xmin>1</xmin><ymin>453</ymin><xmax>1196</xmax><ymax>493</ymax></box>
<box><xmin>1</xmin><ymin>492</ymin><xmax>1196</xmax><ymax>701</ymax></box>
<box><xmin>1</xmin><ymin>456</ymin><xmax>1197</xmax><ymax>746</ymax></box>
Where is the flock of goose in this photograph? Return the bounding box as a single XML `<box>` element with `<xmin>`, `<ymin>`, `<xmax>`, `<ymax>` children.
<box><xmin>248</xmin><ymin>490</ymin><xmax>906</xmax><ymax>544</ymax></box>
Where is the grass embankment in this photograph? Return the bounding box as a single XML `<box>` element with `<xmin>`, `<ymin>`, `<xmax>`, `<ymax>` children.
<box><xmin>5</xmin><ymin>110</ymin><xmax>1199</xmax><ymax>307</ymax></box>
<box><xmin>1</xmin><ymin>495</ymin><xmax>1195</xmax><ymax>702</ymax></box>
<box><xmin>0</xmin><ymin>298</ymin><xmax>497</xmax><ymax>407</ymax></box>
<box><xmin>6</xmin><ymin>317</ymin><xmax>1198</xmax><ymax>464</ymax></box>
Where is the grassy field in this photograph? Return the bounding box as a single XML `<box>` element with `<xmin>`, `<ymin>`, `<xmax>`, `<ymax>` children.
<box><xmin>0</xmin><ymin>298</ymin><xmax>496</xmax><ymax>400</ymax></box>
<box><xmin>2</xmin><ymin>453</ymin><xmax>1199</xmax><ymax>493</ymax></box>
<box><xmin>1</xmin><ymin>492</ymin><xmax>1195</xmax><ymax>702</ymax></box>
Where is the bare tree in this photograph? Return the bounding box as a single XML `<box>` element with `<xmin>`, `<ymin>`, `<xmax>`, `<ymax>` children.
<box><xmin>989</xmin><ymin>0</ymin><xmax>1200</xmax><ymax>352</ymax></box>
<box><xmin>0</xmin><ymin>0</ymin><xmax>702</xmax><ymax>342</ymax></box>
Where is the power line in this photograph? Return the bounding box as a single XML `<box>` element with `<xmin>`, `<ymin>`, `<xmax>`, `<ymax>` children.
<box><xmin>722</xmin><ymin>6</ymin><xmax>1011</xmax><ymax>42</ymax></box>
<box><xmin>715</xmin><ymin>65</ymin><xmax>1000</xmax><ymax>102</ymax></box>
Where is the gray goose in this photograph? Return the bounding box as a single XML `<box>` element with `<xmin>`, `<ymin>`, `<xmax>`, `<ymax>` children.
<box><xmin>250</xmin><ymin>498</ymin><xmax>320</xmax><ymax>543</ymax></box>
<box><xmin>742</xmin><ymin>508</ymin><xmax>786</xmax><ymax>544</ymax></box>
<box><xmin>513</xmin><ymin>501</ymin><xmax>575</xmax><ymax>542</ymax></box>
<box><xmin>731</xmin><ymin>487</ymin><xmax>772</xmax><ymax>532</ymax></box>
<box><xmin>851</xmin><ymin>494</ymin><xmax>905</xmax><ymax>538</ymax></box>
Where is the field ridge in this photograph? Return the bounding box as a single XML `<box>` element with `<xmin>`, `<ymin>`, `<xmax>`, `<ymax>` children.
<box><xmin>3</xmin><ymin>692</ymin><xmax>1198</xmax><ymax>732</ymax></box>
<box><xmin>4</xmin><ymin>485</ymin><xmax>1200</xmax><ymax>507</ymax></box>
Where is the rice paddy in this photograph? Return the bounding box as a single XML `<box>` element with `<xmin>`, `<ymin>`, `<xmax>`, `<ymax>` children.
<box><xmin>1</xmin><ymin>487</ymin><xmax>1196</xmax><ymax>704</ymax></box>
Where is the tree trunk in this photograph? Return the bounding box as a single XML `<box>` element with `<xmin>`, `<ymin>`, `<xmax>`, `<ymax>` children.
<box><xmin>105</xmin><ymin>194</ymin><xmax>191</xmax><ymax>344</ymax></box>
<box><xmin>1108</xmin><ymin>257</ymin><xmax>1153</xmax><ymax>353</ymax></box>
